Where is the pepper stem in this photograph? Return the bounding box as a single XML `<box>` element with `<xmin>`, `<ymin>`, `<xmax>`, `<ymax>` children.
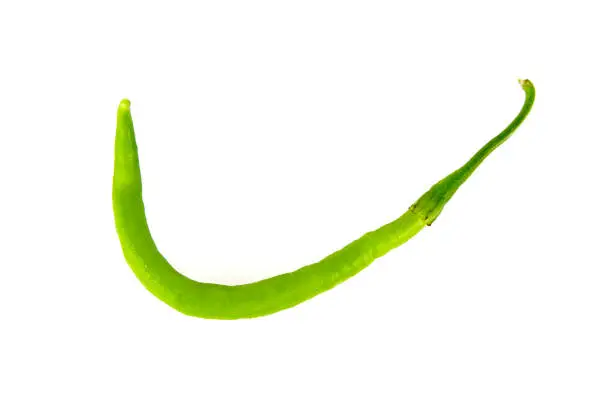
<box><xmin>410</xmin><ymin>79</ymin><xmax>536</xmax><ymax>225</ymax></box>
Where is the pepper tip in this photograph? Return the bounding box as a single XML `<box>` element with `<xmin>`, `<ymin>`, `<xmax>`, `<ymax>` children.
<box><xmin>119</xmin><ymin>99</ymin><xmax>131</xmax><ymax>111</ymax></box>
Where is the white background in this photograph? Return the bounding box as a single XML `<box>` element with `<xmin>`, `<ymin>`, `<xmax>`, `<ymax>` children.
<box><xmin>1</xmin><ymin>1</ymin><xmax>611</xmax><ymax>407</ymax></box>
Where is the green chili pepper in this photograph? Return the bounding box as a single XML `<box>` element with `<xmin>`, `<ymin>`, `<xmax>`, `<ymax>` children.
<box><xmin>113</xmin><ymin>79</ymin><xmax>535</xmax><ymax>319</ymax></box>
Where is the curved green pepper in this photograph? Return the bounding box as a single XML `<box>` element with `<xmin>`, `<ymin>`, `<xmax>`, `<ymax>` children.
<box><xmin>113</xmin><ymin>79</ymin><xmax>535</xmax><ymax>319</ymax></box>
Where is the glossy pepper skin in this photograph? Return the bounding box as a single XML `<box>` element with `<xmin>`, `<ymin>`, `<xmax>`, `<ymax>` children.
<box><xmin>113</xmin><ymin>79</ymin><xmax>535</xmax><ymax>319</ymax></box>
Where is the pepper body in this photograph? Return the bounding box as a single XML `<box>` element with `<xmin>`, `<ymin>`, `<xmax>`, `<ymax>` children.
<box><xmin>113</xmin><ymin>80</ymin><xmax>535</xmax><ymax>319</ymax></box>
<box><xmin>114</xmin><ymin>116</ymin><xmax>426</xmax><ymax>318</ymax></box>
